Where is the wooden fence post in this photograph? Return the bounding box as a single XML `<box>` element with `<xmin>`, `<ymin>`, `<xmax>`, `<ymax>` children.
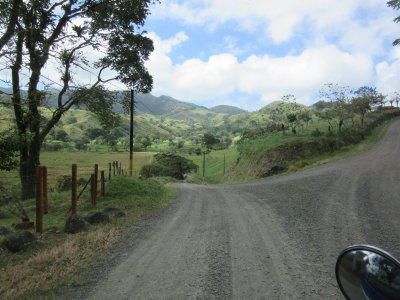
<box><xmin>43</xmin><ymin>166</ymin><xmax>48</xmax><ymax>214</ymax></box>
<box><xmin>94</xmin><ymin>164</ymin><xmax>98</xmax><ymax>202</ymax></box>
<box><xmin>71</xmin><ymin>164</ymin><xmax>77</xmax><ymax>215</ymax></box>
<box><xmin>109</xmin><ymin>163</ymin><xmax>111</xmax><ymax>181</ymax></box>
<box><xmin>36</xmin><ymin>166</ymin><xmax>43</xmax><ymax>233</ymax></box>
<box><xmin>101</xmin><ymin>170</ymin><xmax>105</xmax><ymax>196</ymax></box>
<box><xmin>113</xmin><ymin>161</ymin><xmax>116</xmax><ymax>176</ymax></box>
<box><xmin>90</xmin><ymin>174</ymin><xmax>96</xmax><ymax>206</ymax></box>
<box><xmin>119</xmin><ymin>162</ymin><xmax>122</xmax><ymax>175</ymax></box>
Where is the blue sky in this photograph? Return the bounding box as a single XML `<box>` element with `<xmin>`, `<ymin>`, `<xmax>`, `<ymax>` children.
<box><xmin>1</xmin><ymin>0</ymin><xmax>399</xmax><ymax>112</ymax></box>
<box><xmin>137</xmin><ymin>0</ymin><xmax>400</xmax><ymax>111</ymax></box>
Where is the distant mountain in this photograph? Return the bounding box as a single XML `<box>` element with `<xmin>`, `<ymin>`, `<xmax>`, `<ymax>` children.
<box><xmin>257</xmin><ymin>101</ymin><xmax>284</xmax><ymax>114</ymax></box>
<box><xmin>134</xmin><ymin>94</ymin><xmax>203</xmax><ymax>115</ymax></box>
<box><xmin>0</xmin><ymin>87</ymin><xmax>230</xmax><ymax>123</ymax></box>
<box><xmin>209</xmin><ymin>105</ymin><xmax>246</xmax><ymax>115</ymax></box>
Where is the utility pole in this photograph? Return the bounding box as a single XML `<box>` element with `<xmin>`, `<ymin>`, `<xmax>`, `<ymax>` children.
<box><xmin>129</xmin><ymin>90</ymin><xmax>135</xmax><ymax>176</ymax></box>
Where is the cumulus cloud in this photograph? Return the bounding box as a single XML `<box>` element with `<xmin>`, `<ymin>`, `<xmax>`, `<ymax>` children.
<box><xmin>376</xmin><ymin>60</ymin><xmax>400</xmax><ymax>96</ymax></box>
<box><xmin>150</xmin><ymin>0</ymin><xmax>389</xmax><ymax>45</ymax></box>
<box><xmin>146</xmin><ymin>32</ymin><xmax>374</xmax><ymax>110</ymax></box>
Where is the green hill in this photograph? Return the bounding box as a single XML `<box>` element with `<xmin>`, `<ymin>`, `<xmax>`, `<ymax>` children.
<box><xmin>209</xmin><ymin>105</ymin><xmax>246</xmax><ymax>115</ymax></box>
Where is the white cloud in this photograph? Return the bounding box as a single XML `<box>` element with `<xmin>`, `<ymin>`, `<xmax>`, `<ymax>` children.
<box><xmin>146</xmin><ymin>32</ymin><xmax>374</xmax><ymax>110</ymax></box>
<box><xmin>376</xmin><ymin>58</ymin><xmax>400</xmax><ymax>96</ymax></box>
<box><xmin>150</xmin><ymin>0</ymin><xmax>391</xmax><ymax>46</ymax></box>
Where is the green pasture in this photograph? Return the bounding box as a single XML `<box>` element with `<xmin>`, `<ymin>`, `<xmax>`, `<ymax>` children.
<box><xmin>185</xmin><ymin>148</ymin><xmax>239</xmax><ymax>184</ymax></box>
<box><xmin>0</xmin><ymin>151</ymin><xmax>154</xmax><ymax>189</ymax></box>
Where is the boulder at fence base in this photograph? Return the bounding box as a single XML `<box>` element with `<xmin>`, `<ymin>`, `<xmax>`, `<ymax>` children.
<box><xmin>104</xmin><ymin>207</ymin><xmax>126</xmax><ymax>218</ymax></box>
<box><xmin>0</xmin><ymin>226</ymin><xmax>12</xmax><ymax>236</ymax></box>
<box><xmin>84</xmin><ymin>212</ymin><xmax>110</xmax><ymax>224</ymax></box>
<box><xmin>3</xmin><ymin>230</ymin><xmax>36</xmax><ymax>252</ymax></box>
<box><xmin>65</xmin><ymin>215</ymin><xmax>88</xmax><ymax>234</ymax></box>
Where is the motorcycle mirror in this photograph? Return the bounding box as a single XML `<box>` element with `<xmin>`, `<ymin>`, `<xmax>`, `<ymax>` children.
<box><xmin>335</xmin><ymin>245</ymin><xmax>400</xmax><ymax>300</ymax></box>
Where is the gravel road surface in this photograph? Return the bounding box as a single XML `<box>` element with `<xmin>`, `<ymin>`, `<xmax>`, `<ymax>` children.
<box><xmin>63</xmin><ymin>119</ymin><xmax>400</xmax><ymax>299</ymax></box>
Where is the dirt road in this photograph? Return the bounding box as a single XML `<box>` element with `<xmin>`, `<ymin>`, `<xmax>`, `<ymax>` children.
<box><xmin>70</xmin><ymin>119</ymin><xmax>400</xmax><ymax>299</ymax></box>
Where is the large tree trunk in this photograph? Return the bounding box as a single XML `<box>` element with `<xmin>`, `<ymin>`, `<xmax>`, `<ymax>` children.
<box><xmin>20</xmin><ymin>134</ymin><xmax>41</xmax><ymax>200</ymax></box>
<box><xmin>20</xmin><ymin>62</ymin><xmax>42</xmax><ymax>200</ymax></box>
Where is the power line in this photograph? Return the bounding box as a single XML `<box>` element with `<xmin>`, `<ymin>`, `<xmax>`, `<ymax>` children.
<box><xmin>0</xmin><ymin>61</ymin><xmax>159</xmax><ymax>117</ymax></box>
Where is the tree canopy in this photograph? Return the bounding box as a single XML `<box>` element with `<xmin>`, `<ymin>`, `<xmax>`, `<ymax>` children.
<box><xmin>388</xmin><ymin>0</ymin><xmax>400</xmax><ymax>46</ymax></box>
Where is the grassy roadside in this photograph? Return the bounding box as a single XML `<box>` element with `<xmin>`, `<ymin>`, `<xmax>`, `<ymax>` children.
<box><xmin>285</xmin><ymin>117</ymin><xmax>393</xmax><ymax>173</ymax></box>
<box><xmin>0</xmin><ymin>176</ymin><xmax>176</xmax><ymax>300</ymax></box>
<box><xmin>222</xmin><ymin>116</ymin><xmax>397</xmax><ymax>184</ymax></box>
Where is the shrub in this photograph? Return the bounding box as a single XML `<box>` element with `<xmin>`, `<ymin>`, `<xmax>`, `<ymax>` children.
<box><xmin>140</xmin><ymin>152</ymin><xmax>198</xmax><ymax>179</ymax></box>
<box><xmin>56</xmin><ymin>175</ymin><xmax>71</xmax><ymax>192</ymax></box>
<box><xmin>139</xmin><ymin>164</ymin><xmax>169</xmax><ymax>179</ymax></box>
<box><xmin>311</xmin><ymin>128</ymin><xmax>323</xmax><ymax>137</ymax></box>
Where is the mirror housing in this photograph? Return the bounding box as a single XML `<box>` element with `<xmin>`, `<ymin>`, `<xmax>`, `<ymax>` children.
<box><xmin>336</xmin><ymin>245</ymin><xmax>400</xmax><ymax>300</ymax></box>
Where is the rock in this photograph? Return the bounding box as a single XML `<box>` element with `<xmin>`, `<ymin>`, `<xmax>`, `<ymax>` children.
<box><xmin>3</xmin><ymin>230</ymin><xmax>36</xmax><ymax>252</ymax></box>
<box><xmin>12</xmin><ymin>220</ymin><xmax>34</xmax><ymax>230</ymax></box>
<box><xmin>64</xmin><ymin>215</ymin><xmax>88</xmax><ymax>234</ymax></box>
<box><xmin>103</xmin><ymin>207</ymin><xmax>125</xmax><ymax>218</ymax></box>
<box><xmin>84</xmin><ymin>212</ymin><xmax>110</xmax><ymax>224</ymax></box>
<box><xmin>0</xmin><ymin>226</ymin><xmax>11</xmax><ymax>236</ymax></box>
<box><xmin>47</xmin><ymin>226</ymin><xmax>58</xmax><ymax>233</ymax></box>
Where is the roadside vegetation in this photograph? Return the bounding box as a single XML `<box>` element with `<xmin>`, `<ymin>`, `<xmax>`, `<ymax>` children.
<box><xmin>223</xmin><ymin>86</ymin><xmax>400</xmax><ymax>183</ymax></box>
<box><xmin>0</xmin><ymin>176</ymin><xmax>174</xmax><ymax>299</ymax></box>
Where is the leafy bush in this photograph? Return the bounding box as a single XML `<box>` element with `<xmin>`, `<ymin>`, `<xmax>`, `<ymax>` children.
<box><xmin>194</xmin><ymin>148</ymin><xmax>202</xmax><ymax>155</ymax></box>
<box><xmin>311</xmin><ymin>128</ymin><xmax>323</xmax><ymax>137</ymax></box>
<box><xmin>56</xmin><ymin>176</ymin><xmax>87</xmax><ymax>192</ymax></box>
<box><xmin>139</xmin><ymin>164</ymin><xmax>169</xmax><ymax>179</ymax></box>
<box><xmin>140</xmin><ymin>152</ymin><xmax>198</xmax><ymax>179</ymax></box>
<box><xmin>56</xmin><ymin>176</ymin><xmax>71</xmax><ymax>192</ymax></box>
<box><xmin>0</xmin><ymin>130</ymin><xmax>19</xmax><ymax>171</ymax></box>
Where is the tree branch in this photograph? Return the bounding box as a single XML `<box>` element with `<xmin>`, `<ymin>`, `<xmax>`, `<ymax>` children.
<box><xmin>0</xmin><ymin>0</ymin><xmax>22</xmax><ymax>52</ymax></box>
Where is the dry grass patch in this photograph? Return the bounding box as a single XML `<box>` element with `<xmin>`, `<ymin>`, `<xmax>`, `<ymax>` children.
<box><xmin>0</xmin><ymin>226</ymin><xmax>118</xmax><ymax>299</ymax></box>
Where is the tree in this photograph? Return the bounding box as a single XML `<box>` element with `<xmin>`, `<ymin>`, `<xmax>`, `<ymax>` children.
<box><xmin>388</xmin><ymin>0</ymin><xmax>400</xmax><ymax>46</ymax></box>
<box><xmin>140</xmin><ymin>152</ymin><xmax>197</xmax><ymax>180</ymax></box>
<box><xmin>0</xmin><ymin>0</ymin><xmax>155</xmax><ymax>199</ymax></box>
<box><xmin>319</xmin><ymin>83</ymin><xmax>353</xmax><ymax>132</ymax></box>
<box><xmin>298</xmin><ymin>109</ymin><xmax>312</xmax><ymax>128</ymax></box>
<box><xmin>351</xmin><ymin>97</ymin><xmax>371</xmax><ymax>128</ymax></box>
<box><xmin>276</xmin><ymin>94</ymin><xmax>303</xmax><ymax>134</ymax></box>
<box><xmin>352</xmin><ymin>87</ymin><xmax>385</xmax><ymax>127</ymax></box>
<box><xmin>392</xmin><ymin>92</ymin><xmax>400</xmax><ymax>107</ymax></box>
<box><xmin>85</xmin><ymin>128</ymin><xmax>106</xmax><ymax>140</ymax></box>
<box><xmin>140</xmin><ymin>136</ymin><xmax>152</xmax><ymax>150</ymax></box>
<box><xmin>202</xmin><ymin>133</ymin><xmax>219</xmax><ymax>150</ymax></box>
<box><xmin>54</xmin><ymin>128</ymin><xmax>69</xmax><ymax>142</ymax></box>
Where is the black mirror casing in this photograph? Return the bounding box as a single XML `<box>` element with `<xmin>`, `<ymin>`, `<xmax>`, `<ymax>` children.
<box><xmin>336</xmin><ymin>245</ymin><xmax>400</xmax><ymax>300</ymax></box>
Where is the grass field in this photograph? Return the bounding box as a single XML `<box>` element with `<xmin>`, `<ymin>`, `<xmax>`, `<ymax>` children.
<box><xmin>185</xmin><ymin>148</ymin><xmax>239</xmax><ymax>184</ymax></box>
<box><xmin>0</xmin><ymin>151</ymin><xmax>155</xmax><ymax>190</ymax></box>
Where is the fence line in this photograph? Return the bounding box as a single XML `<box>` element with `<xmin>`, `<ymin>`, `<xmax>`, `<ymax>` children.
<box><xmin>34</xmin><ymin>161</ymin><xmax>125</xmax><ymax>229</ymax></box>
